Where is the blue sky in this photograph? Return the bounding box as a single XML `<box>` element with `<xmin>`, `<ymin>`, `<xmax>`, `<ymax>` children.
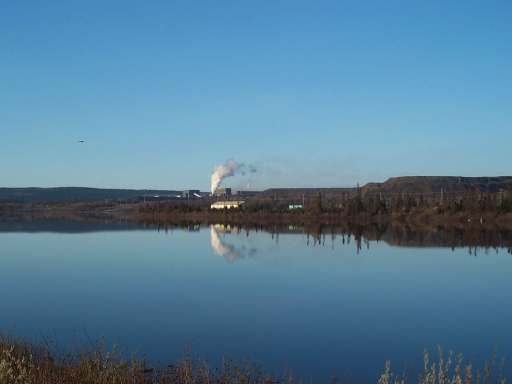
<box><xmin>1</xmin><ymin>1</ymin><xmax>511</xmax><ymax>190</ymax></box>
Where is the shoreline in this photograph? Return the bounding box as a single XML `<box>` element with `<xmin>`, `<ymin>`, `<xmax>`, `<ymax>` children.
<box><xmin>2</xmin><ymin>205</ymin><xmax>512</xmax><ymax>251</ymax></box>
<box><xmin>2</xmin><ymin>202</ymin><xmax>512</xmax><ymax>230</ymax></box>
<box><xmin>135</xmin><ymin>206</ymin><xmax>512</xmax><ymax>231</ymax></box>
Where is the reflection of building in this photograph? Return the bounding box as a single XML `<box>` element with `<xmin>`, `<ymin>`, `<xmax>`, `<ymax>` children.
<box><xmin>212</xmin><ymin>224</ymin><xmax>236</xmax><ymax>232</ymax></box>
<box><xmin>214</xmin><ymin>187</ymin><xmax>231</xmax><ymax>197</ymax></box>
<box><xmin>210</xmin><ymin>201</ymin><xmax>245</xmax><ymax>209</ymax></box>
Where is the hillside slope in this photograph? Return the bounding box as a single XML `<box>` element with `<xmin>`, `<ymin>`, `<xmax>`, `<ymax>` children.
<box><xmin>0</xmin><ymin>187</ymin><xmax>180</xmax><ymax>203</ymax></box>
<box><xmin>362</xmin><ymin>176</ymin><xmax>512</xmax><ymax>194</ymax></box>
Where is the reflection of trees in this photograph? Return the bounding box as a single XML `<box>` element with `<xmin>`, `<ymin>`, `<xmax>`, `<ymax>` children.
<box><xmin>208</xmin><ymin>222</ymin><xmax>512</xmax><ymax>256</ymax></box>
<box><xmin>152</xmin><ymin>221</ymin><xmax>512</xmax><ymax>256</ymax></box>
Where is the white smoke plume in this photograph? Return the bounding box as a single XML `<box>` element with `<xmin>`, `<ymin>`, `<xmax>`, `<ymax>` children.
<box><xmin>210</xmin><ymin>159</ymin><xmax>256</xmax><ymax>194</ymax></box>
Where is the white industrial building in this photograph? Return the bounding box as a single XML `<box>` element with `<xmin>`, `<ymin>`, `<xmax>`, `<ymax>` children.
<box><xmin>210</xmin><ymin>201</ymin><xmax>245</xmax><ymax>210</ymax></box>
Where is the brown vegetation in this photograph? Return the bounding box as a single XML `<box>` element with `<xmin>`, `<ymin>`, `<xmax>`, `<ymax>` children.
<box><xmin>0</xmin><ymin>337</ymin><xmax>280</xmax><ymax>384</ymax></box>
<box><xmin>136</xmin><ymin>189</ymin><xmax>512</xmax><ymax>229</ymax></box>
<box><xmin>379</xmin><ymin>348</ymin><xmax>508</xmax><ymax>384</ymax></box>
<box><xmin>0</xmin><ymin>337</ymin><xmax>508</xmax><ymax>384</ymax></box>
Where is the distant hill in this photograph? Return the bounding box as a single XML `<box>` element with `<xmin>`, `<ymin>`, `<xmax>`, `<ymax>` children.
<box><xmin>260</xmin><ymin>188</ymin><xmax>354</xmax><ymax>199</ymax></box>
<box><xmin>261</xmin><ymin>176</ymin><xmax>512</xmax><ymax>199</ymax></box>
<box><xmin>0</xmin><ymin>187</ymin><xmax>181</xmax><ymax>203</ymax></box>
<box><xmin>2</xmin><ymin>176</ymin><xmax>512</xmax><ymax>203</ymax></box>
<box><xmin>0</xmin><ymin>218</ymin><xmax>146</xmax><ymax>233</ymax></box>
<box><xmin>362</xmin><ymin>176</ymin><xmax>512</xmax><ymax>195</ymax></box>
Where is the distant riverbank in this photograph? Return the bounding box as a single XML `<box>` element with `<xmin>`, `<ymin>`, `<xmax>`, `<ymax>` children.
<box><xmin>2</xmin><ymin>200</ymin><xmax>512</xmax><ymax>231</ymax></box>
<box><xmin>135</xmin><ymin>203</ymin><xmax>512</xmax><ymax>231</ymax></box>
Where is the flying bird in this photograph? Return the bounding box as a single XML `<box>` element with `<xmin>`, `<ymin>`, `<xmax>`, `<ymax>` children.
<box><xmin>77</xmin><ymin>140</ymin><xmax>85</xmax><ymax>143</ymax></box>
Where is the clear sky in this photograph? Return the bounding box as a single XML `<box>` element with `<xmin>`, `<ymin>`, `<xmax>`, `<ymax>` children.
<box><xmin>1</xmin><ymin>1</ymin><xmax>511</xmax><ymax>191</ymax></box>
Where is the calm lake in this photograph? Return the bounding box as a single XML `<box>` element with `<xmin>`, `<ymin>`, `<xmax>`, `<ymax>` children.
<box><xmin>1</xmin><ymin>219</ymin><xmax>512</xmax><ymax>382</ymax></box>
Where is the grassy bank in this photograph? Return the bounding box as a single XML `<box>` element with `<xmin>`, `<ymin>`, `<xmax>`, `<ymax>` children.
<box><xmin>0</xmin><ymin>337</ymin><xmax>508</xmax><ymax>384</ymax></box>
<box><xmin>0</xmin><ymin>338</ymin><xmax>279</xmax><ymax>384</ymax></box>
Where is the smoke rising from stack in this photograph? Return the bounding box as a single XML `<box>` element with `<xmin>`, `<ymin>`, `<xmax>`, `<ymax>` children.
<box><xmin>210</xmin><ymin>159</ymin><xmax>256</xmax><ymax>194</ymax></box>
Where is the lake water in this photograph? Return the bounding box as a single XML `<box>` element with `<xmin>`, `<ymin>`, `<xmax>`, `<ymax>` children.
<box><xmin>1</xmin><ymin>219</ymin><xmax>512</xmax><ymax>382</ymax></box>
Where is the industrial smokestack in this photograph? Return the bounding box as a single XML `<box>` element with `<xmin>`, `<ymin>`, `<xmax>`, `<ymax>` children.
<box><xmin>210</xmin><ymin>159</ymin><xmax>256</xmax><ymax>194</ymax></box>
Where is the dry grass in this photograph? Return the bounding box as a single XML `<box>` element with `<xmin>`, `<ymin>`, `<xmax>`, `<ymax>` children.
<box><xmin>378</xmin><ymin>347</ymin><xmax>508</xmax><ymax>384</ymax></box>
<box><xmin>0</xmin><ymin>337</ymin><xmax>508</xmax><ymax>384</ymax></box>
<box><xmin>0</xmin><ymin>336</ymin><xmax>282</xmax><ymax>384</ymax></box>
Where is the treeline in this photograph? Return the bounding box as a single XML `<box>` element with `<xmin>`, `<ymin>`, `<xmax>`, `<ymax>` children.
<box><xmin>320</xmin><ymin>189</ymin><xmax>512</xmax><ymax>217</ymax></box>
<box><xmin>139</xmin><ymin>202</ymin><xmax>205</xmax><ymax>214</ymax></box>
<box><xmin>257</xmin><ymin>189</ymin><xmax>512</xmax><ymax>217</ymax></box>
<box><xmin>138</xmin><ymin>190</ymin><xmax>512</xmax><ymax>218</ymax></box>
<box><xmin>0</xmin><ymin>203</ymin><xmax>24</xmax><ymax>216</ymax></box>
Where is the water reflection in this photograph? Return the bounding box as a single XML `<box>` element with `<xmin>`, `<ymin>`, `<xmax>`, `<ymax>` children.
<box><xmin>1</xmin><ymin>217</ymin><xmax>512</xmax><ymax>382</ymax></box>
<box><xmin>210</xmin><ymin>224</ymin><xmax>258</xmax><ymax>262</ymax></box>
<box><xmin>2</xmin><ymin>218</ymin><xmax>512</xmax><ymax>255</ymax></box>
<box><xmin>206</xmin><ymin>222</ymin><xmax>512</xmax><ymax>257</ymax></box>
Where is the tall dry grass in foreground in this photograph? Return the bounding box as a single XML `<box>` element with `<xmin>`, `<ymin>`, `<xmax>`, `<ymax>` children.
<box><xmin>0</xmin><ymin>336</ymin><xmax>281</xmax><ymax>384</ymax></box>
<box><xmin>378</xmin><ymin>347</ymin><xmax>507</xmax><ymax>384</ymax></box>
<box><xmin>0</xmin><ymin>337</ymin><xmax>508</xmax><ymax>384</ymax></box>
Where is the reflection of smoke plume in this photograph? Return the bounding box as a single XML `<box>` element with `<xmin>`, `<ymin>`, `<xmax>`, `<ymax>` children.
<box><xmin>210</xmin><ymin>225</ymin><xmax>257</xmax><ymax>263</ymax></box>
<box><xmin>210</xmin><ymin>159</ymin><xmax>257</xmax><ymax>194</ymax></box>
<box><xmin>210</xmin><ymin>226</ymin><xmax>241</xmax><ymax>262</ymax></box>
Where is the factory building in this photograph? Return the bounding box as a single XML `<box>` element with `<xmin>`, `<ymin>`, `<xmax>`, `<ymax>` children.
<box><xmin>210</xmin><ymin>201</ymin><xmax>245</xmax><ymax>210</ymax></box>
<box><xmin>182</xmin><ymin>190</ymin><xmax>201</xmax><ymax>199</ymax></box>
<box><xmin>214</xmin><ymin>187</ymin><xmax>232</xmax><ymax>198</ymax></box>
